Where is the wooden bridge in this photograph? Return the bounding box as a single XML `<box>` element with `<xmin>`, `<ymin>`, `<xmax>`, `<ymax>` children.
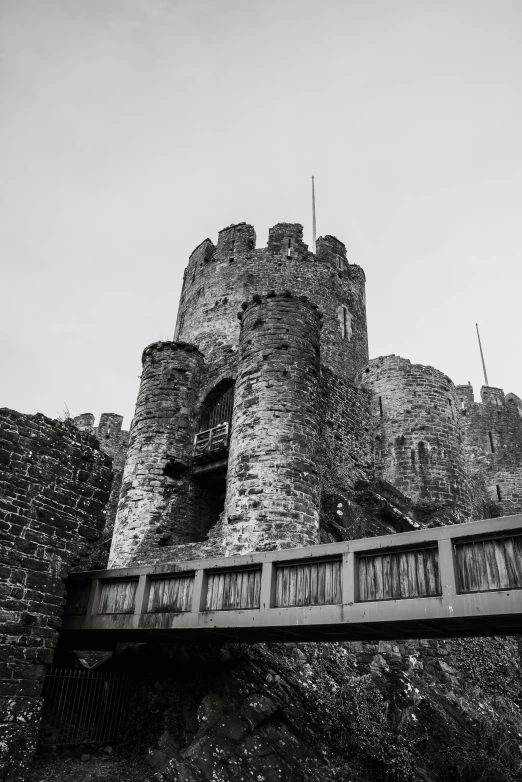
<box><xmin>60</xmin><ymin>515</ymin><xmax>522</xmax><ymax>649</ymax></box>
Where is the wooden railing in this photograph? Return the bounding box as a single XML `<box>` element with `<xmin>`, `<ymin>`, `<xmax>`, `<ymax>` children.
<box><xmin>61</xmin><ymin>515</ymin><xmax>522</xmax><ymax>646</ymax></box>
<box><xmin>193</xmin><ymin>422</ymin><xmax>229</xmax><ymax>461</ymax></box>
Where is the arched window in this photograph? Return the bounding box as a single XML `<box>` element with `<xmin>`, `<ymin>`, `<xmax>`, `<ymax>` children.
<box><xmin>200</xmin><ymin>380</ymin><xmax>235</xmax><ymax>431</ymax></box>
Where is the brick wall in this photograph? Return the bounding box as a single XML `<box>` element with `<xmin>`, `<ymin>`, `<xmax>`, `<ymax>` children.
<box><xmin>0</xmin><ymin>409</ymin><xmax>112</xmax><ymax>780</ymax></box>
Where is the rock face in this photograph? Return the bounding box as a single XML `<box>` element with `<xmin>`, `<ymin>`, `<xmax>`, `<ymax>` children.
<box><xmin>0</xmin><ymin>409</ymin><xmax>113</xmax><ymax>780</ymax></box>
<box><xmin>112</xmin><ymin>636</ymin><xmax>522</xmax><ymax>782</ymax></box>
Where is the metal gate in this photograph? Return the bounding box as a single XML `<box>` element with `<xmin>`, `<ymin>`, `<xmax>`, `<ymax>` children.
<box><xmin>38</xmin><ymin>667</ymin><xmax>129</xmax><ymax>746</ymax></box>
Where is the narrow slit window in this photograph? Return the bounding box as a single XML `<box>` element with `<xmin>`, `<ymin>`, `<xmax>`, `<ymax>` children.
<box><xmin>379</xmin><ymin>396</ymin><xmax>383</xmax><ymax>417</ymax></box>
<box><xmin>287</xmin><ymin>239</ymin><xmax>292</xmax><ymax>258</ymax></box>
<box><xmin>496</xmin><ymin>484</ymin><xmax>502</xmax><ymax>502</ymax></box>
<box><xmin>340</xmin><ymin>305</ymin><xmax>352</xmax><ymax>340</ymax></box>
<box><xmin>488</xmin><ymin>431</ymin><xmax>495</xmax><ymax>453</ymax></box>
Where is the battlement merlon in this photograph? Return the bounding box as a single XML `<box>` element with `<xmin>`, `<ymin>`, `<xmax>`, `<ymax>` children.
<box><xmin>216</xmin><ymin>223</ymin><xmax>256</xmax><ymax>260</ymax></box>
<box><xmin>73</xmin><ymin>412</ymin><xmax>125</xmax><ymax>436</ymax></box>
<box><xmin>456</xmin><ymin>384</ymin><xmax>519</xmax><ymax>409</ymax></box>
<box><xmin>184</xmin><ymin>223</ymin><xmax>360</xmax><ymax>266</ymax></box>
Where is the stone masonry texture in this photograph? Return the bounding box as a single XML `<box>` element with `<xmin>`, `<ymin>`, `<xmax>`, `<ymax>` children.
<box><xmin>111</xmin><ymin>223</ymin><xmax>373</xmax><ymax>568</ymax></box>
<box><xmin>360</xmin><ymin>356</ymin><xmax>474</xmax><ymax>524</ymax></box>
<box><xmin>5</xmin><ymin>217</ymin><xmax>522</xmax><ymax>781</ymax></box>
<box><xmin>222</xmin><ymin>293</ymin><xmax>322</xmax><ymax>554</ymax></box>
<box><xmin>0</xmin><ymin>409</ymin><xmax>112</xmax><ymax>781</ymax></box>
<box><xmin>456</xmin><ymin>384</ymin><xmax>522</xmax><ymax>517</ymax></box>
<box><xmin>174</xmin><ymin>223</ymin><xmax>368</xmax><ymax>383</ymax></box>
<box><xmin>72</xmin><ymin>412</ymin><xmax>129</xmax><ymax>569</ymax></box>
<box><xmin>109</xmin><ymin>342</ymin><xmax>205</xmax><ymax>568</ymax></box>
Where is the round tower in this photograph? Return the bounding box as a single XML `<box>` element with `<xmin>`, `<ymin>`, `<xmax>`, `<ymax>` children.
<box><xmin>174</xmin><ymin>222</ymin><xmax>368</xmax><ymax>383</ymax></box>
<box><xmin>360</xmin><ymin>356</ymin><xmax>473</xmax><ymax>522</ymax></box>
<box><xmin>109</xmin><ymin>341</ymin><xmax>204</xmax><ymax>568</ymax></box>
<box><xmin>222</xmin><ymin>292</ymin><xmax>322</xmax><ymax>554</ymax></box>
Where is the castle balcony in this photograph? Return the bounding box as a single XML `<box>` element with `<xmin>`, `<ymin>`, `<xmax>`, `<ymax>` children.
<box><xmin>193</xmin><ymin>422</ymin><xmax>230</xmax><ymax>466</ymax></box>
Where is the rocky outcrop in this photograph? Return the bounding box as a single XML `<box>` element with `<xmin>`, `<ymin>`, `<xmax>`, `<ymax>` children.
<box><xmin>107</xmin><ymin>635</ymin><xmax>522</xmax><ymax>782</ymax></box>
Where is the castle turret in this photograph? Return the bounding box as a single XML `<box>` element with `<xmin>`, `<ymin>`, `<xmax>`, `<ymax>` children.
<box><xmin>109</xmin><ymin>341</ymin><xmax>204</xmax><ymax>567</ymax></box>
<box><xmin>361</xmin><ymin>356</ymin><xmax>473</xmax><ymax>523</ymax></box>
<box><xmin>112</xmin><ymin>222</ymin><xmax>372</xmax><ymax>565</ymax></box>
<box><xmin>174</xmin><ymin>222</ymin><xmax>368</xmax><ymax>382</ymax></box>
<box><xmin>222</xmin><ymin>292</ymin><xmax>322</xmax><ymax>553</ymax></box>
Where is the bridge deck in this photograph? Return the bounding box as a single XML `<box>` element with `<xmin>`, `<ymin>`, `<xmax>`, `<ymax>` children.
<box><xmin>60</xmin><ymin>515</ymin><xmax>522</xmax><ymax>649</ymax></box>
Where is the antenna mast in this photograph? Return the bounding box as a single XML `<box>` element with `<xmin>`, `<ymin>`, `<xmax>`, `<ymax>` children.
<box><xmin>312</xmin><ymin>175</ymin><xmax>317</xmax><ymax>253</ymax></box>
<box><xmin>476</xmin><ymin>323</ymin><xmax>489</xmax><ymax>386</ymax></box>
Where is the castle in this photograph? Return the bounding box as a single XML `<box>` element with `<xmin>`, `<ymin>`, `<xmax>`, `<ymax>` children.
<box><xmin>88</xmin><ymin>221</ymin><xmax>522</xmax><ymax>568</ymax></box>
<box><xmin>3</xmin><ymin>220</ymin><xmax>522</xmax><ymax>780</ymax></box>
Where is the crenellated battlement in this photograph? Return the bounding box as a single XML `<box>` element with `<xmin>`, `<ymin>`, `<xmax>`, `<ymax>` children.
<box><xmin>216</xmin><ymin>222</ymin><xmax>256</xmax><ymax>260</ymax></box>
<box><xmin>142</xmin><ymin>340</ymin><xmax>202</xmax><ymax>364</ymax></box>
<box><xmin>237</xmin><ymin>290</ymin><xmax>323</xmax><ymax>324</ymax></box>
<box><xmin>174</xmin><ymin>222</ymin><xmax>369</xmax><ymax>379</ymax></box>
<box><xmin>456</xmin><ymin>383</ymin><xmax>522</xmax><ymax>410</ymax></box>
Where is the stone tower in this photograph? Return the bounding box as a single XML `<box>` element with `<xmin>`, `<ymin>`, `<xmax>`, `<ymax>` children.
<box><xmin>109</xmin><ymin>223</ymin><xmax>371</xmax><ymax>567</ymax></box>
<box><xmin>360</xmin><ymin>356</ymin><xmax>474</xmax><ymax>523</ymax></box>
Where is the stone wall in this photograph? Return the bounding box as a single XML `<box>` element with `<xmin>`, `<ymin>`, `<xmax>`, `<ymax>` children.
<box><xmin>318</xmin><ymin>368</ymin><xmax>373</xmax><ymax>536</ymax></box>
<box><xmin>456</xmin><ymin>384</ymin><xmax>522</xmax><ymax>516</ymax></box>
<box><xmin>0</xmin><ymin>409</ymin><xmax>112</xmax><ymax>780</ymax></box>
<box><xmin>72</xmin><ymin>412</ymin><xmax>129</xmax><ymax>569</ymax></box>
<box><xmin>360</xmin><ymin>356</ymin><xmax>474</xmax><ymax>523</ymax></box>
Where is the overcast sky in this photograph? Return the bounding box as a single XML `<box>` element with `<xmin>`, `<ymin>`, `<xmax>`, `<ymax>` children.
<box><xmin>1</xmin><ymin>0</ymin><xmax>521</xmax><ymax>428</ymax></box>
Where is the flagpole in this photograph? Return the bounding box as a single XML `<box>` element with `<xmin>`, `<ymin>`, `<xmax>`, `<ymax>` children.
<box><xmin>476</xmin><ymin>323</ymin><xmax>489</xmax><ymax>386</ymax></box>
<box><xmin>312</xmin><ymin>175</ymin><xmax>317</xmax><ymax>253</ymax></box>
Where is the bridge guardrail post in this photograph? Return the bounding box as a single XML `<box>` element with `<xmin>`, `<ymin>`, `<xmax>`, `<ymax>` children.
<box><xmin>342</xmin><ymin>551</ymin><xmax>356</xmax><ymax>605</ymax></box>
<box><xmin>134</xmin><ymin>575</ymin><xmax>150</xmax><ymax>616</ymax></box>
<box><xmin>260</xmin><ymin>562</ymin><xmax>275</xmax><ymax>610</ymax></box>
<box><xmin>86</xmin><ymin>579</ymin><xmax>102</xmax><ymax>618</ymax></box>
<box><xmin>438</xmin><ymin>538</ymin><xmax>458</xmax><ymax>598</ymax></box>
<box><xmin>191</xmin><ymin>569</ymin><xmax>208</xmax><ymax>613</ymax></box>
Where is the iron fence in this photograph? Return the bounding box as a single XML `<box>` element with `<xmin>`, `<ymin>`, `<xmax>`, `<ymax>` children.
<box><xmin>38</xmin><ymin>667</ymin><xmax>129</xmax><ymax>746</ymax></box>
